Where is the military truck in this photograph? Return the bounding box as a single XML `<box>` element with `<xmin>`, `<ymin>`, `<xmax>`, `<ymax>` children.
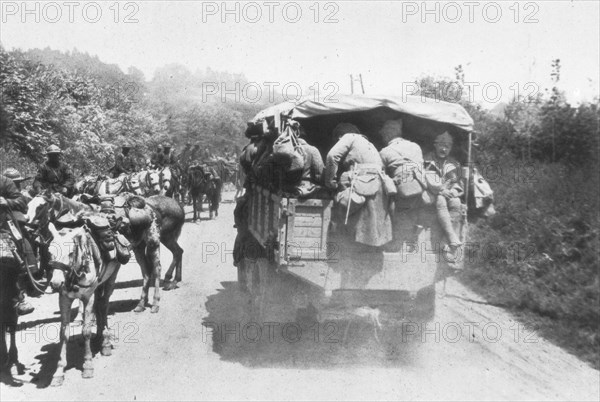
<box><xmin>238</xmin><ymin>94</ymin><xmax>477</xmax><ymax>331</ymax></box>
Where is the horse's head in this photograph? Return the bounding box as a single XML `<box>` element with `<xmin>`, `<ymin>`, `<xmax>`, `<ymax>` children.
<box><xmin>159</xmin><ymin>167</ymin><xmax>173</xmax><ymax>195</ymax></box>
<box><xmin>47</xmin><ymin>223</ymin><xmax>97</xmax><ymax>291</ymax></box>
<box><xmin>26</xmin><ymin>191</ymin><xmax>54</xmax><ymax>227</ymax></box>
<box><xmin>469</xmin><ymin>168</ymin><xmax>496</xmax><ymax>218</ymax></box>
<box><xmin>147</xmin><ymin>170</ymin><xmax>161</xmax><ymax>194</ymax></box>
<box><xmin>188</xmin><ymin>165</ymin><xmax>206</xmax><ymax>187</ymax></box>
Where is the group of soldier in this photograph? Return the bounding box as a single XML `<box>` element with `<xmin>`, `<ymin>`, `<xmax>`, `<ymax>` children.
<box><xmin>234</xmin><ymin>118</ymin><xmax>463</xmax><ymax>271</ymax></box>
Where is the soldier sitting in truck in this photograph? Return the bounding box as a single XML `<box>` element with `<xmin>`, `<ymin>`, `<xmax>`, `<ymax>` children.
<box><xmin>423</xmin><ymin>131</ymin><xmax>464</xmax><ymax>249</ymax></box>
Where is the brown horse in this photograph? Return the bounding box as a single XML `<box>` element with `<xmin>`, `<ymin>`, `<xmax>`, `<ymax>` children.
<box><xmin>187</xmin><ymin>165</ymin><xmax>222</xmax><ymax>220</ymax></box>
<box><xmin>115</xmin><ymin>194</ymin><xmax>185</xmax><ymax>312</ymax></box>
<box><xmin>0</xmin><ymin>234</ymin><xmax>24</xmax><ymax>381</ymax></box>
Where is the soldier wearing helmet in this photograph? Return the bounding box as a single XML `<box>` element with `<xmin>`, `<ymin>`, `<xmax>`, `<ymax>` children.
<box><xmin>150</xmin><ymin>144</ymin><xmax>163</xmax><ymax>169</ymax></box>
<box><xmin>33</xmin><ymin>145</ymin><xmax>75</xmax><ymax>196</ymax></box>
<box><xmin>110</xmin><ymin>144</ymin><xmax>138</xmax><ymax>178</ymax></box>
<box><xmin>2</xmin><ymin>168</ymin><xmax>34</xmax><ymax>202</ymax></box>
<box><xmin>423</xmin><ymin>131</ymin><xmax>464</xmax><ymax>249</ymax></box>
<box><xmin>161</xmin><ymin>143</ymin><xmax>178</xmax><ymax>167</ymax></box>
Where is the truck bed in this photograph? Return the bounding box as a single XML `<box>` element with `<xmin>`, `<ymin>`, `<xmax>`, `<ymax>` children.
<box><xmin>247</xmin><ymin>184</ymin><xmax>441</xmax><ymax>294</ymax></box>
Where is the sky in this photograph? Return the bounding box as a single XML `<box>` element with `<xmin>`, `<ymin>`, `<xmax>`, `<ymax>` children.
<box><xmin>1</xmin><ymin>0</ymin><xmax>599</xmax><ymax>108</ymax></box>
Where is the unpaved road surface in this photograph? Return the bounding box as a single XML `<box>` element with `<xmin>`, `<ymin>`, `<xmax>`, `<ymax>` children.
<box><xmin>2</xmin><ymin>191</ymin><xmax>599</xmax><ymax>401</ymax></box>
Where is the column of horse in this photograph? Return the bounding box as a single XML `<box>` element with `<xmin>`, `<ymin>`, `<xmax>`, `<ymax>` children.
<box><xmin>27</xmin><ymin>192</ymin><xmax>185</xmax><ymax>313</ymax></box>
<box><xmin>73</xmin><ymin>169</ymin><xmax>161</xmax><ymax>198</ymax></box>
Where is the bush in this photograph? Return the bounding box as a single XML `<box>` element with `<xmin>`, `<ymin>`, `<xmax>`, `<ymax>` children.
<box><xmin>462</xmin><ymin>156</ymin><xmax>600</xmax><ymax>368</ymax></box>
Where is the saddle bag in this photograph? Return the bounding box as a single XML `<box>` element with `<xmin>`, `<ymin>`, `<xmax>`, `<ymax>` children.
<box><xmin>87</xmin><ymin>216</ymin><xmax>116</xmax><ymax>252</ymax></box>
<box><xmin>115</xmin><ymin>234</ymin><xmax>131</xmax><ymax>264</ymax></box>
<box><xmin>127</xmin><ymin>207</ymin><xmax>153</xmax><ymax>229</ymax></box>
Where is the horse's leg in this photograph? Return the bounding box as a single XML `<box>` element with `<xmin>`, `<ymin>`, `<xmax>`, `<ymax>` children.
<box><xmin>147</xmin><ymin>240</ymin><xmax>162</xmax><ymax>313</ymax></box>
<box><xmin>96</xmin><ymin>269</ymin><xmax>119</xmax><ymax>356</ymax></box>
<box><xmin>0</xmin><ymin>321</ymin><xmax>7</xmax><ymax>371</ymax></box>
<box><xmin>214</xmin><ymin>193</ymin><xmax>220</xmax><ymax>218</ymax></box>
<box><xmin>8</xmin><ymin>316</ymin><xmax>20</xmax><ymax>374</ymax></box>
<box><xmin>133</xmin><ymin>244</ymin><xmax>150</xmax><ymax>313</ymax></box>
<box><xmin>81</xmin><ymin>294</ymin><xmax>95</xmax><ymax>379</ymax></box>
<box><xmin>74</xmin><ymin>299</ymin><xmax>84</xmax><ymax>324</ymax></box>
<box><xmin>162</xmin><ymin>231</ymin><xmax>184</xmax><ymax>291</ymax></box>
<box><xmin>51</xmin><ymin>294</ymin><xmax>74</xmax><ymax>387</ymax></box>
<box><xmin>198</xmin><ymin>192</ymin><xmax>204</xmax><ymax>212</ymax></box>
<box><xmin>192</xmin><ymin>193</ymin><xmax>197</xmax><ymax>222</ymax></box>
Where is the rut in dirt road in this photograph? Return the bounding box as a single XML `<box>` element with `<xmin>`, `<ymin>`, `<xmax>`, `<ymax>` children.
<box><xmin>1</xmin><ymin>196</ymin><xmax>598</xmax><ymax>401</ymax></box>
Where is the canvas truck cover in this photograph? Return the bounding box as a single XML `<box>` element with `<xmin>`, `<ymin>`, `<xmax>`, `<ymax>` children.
<box><xmin>248</xmin><ymin>94</ymin><xmax>474</xmax><ymax>132</ymax></box>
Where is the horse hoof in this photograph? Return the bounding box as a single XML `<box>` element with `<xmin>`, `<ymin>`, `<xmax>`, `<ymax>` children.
<box><xmin>163</xmin><ymin>281</ymin><xmax>178</xmax><ymax>291</ymax></box>
<box><xmin>101</xmin><ymin>345</ymin><xmax>112</xmax><ymax>356</ymax></box>
<box><xmin>150</xmin><ymin>305</ymin><xmax>160</xmax><ymax>314</ymax></box>
<box><xmin>51</xmin><ymin>375</ymin><xmax>64</xmax><ymax>387</ymax></box>
<box><xmin>82</xmin><ymin>368</ymin><xmax>94</xmax><ymax>379</ymax></box>
<box><xmin>134</xmin><ymin>305</ymin><xmax>145</xmax><ymax>313</ymax></box>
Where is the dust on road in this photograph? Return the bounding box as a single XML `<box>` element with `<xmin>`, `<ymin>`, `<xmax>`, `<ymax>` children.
<box><xmin>2</xmin><ymin>192</ymin><xmax>598</xmax><ymax>401</ymax></box>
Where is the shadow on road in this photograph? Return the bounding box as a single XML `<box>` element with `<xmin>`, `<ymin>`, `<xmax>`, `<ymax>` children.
<box><xmin>203</xmin><ymin>280</ymin><xmax>422</xmax><ymax>369</ymax></box>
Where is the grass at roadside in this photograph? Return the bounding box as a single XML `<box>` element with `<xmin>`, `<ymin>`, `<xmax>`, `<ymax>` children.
<box><xmin>460</xmin><ymin>160</ymin><xmax>600</xmax><ymax>369</ymax></box>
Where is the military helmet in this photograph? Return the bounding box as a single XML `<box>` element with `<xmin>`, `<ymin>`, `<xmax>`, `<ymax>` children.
<box><xmin>434</xmin><ymin>131</ymin><xmax>454</xmax><ymax>145</ymax></box>
<box><xmin>122</xmin><ymin>144</ymin><xmax>132</xmax><ymax>150</ymax></box>
<box><xmin>2</xmin><ymin>168</ymin><xmax>27</xmax><ymax>182</ymax></box>
<box><xmin>45</xmin><ymin>144</ymin><xmax>62</xmax><ymax>154</ymax></box>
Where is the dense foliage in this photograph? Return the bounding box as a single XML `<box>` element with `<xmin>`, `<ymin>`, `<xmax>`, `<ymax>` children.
<box><xmin>415</xmin><ymin>64</ymin><xmax>599</xmax><ymax>368</ymax></box>
<box><xmin>0</xmin><ymin>46</ymin><xmax>262</xmax><ymax>175</ymax></box>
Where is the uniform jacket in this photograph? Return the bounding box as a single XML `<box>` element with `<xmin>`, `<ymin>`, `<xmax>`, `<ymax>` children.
<box><xmin>113</xmin><ymin>153</ymin><xmax>137</xmax><ymax>174</ymax></box>
<box><xmin>325</xmin><ymin>133</ymin><xmax>392</xmax><ymax>247</ymax></box>
<box><xmin>423</xmin><ymin>152</ymin><xmax>463</xmax><ymax>197</ymax></box>
<box><xmin>33</xmin><ymin>160</ymin><xmax>75</xmax><ymax>194</ymax></box>
<box><xmin>380</xmin><ymin>137</ymin><xmax>424</xmax><ymax>180</ymax></box>
<box><xmin>324</xmin><ymin>133</ymin><xmax>383</xmax><ymax>189</ymax></box>
<box><xmin>0</xmin><ymin>175</ymin><xmax>28</xmax><ymax>231</ymax></box>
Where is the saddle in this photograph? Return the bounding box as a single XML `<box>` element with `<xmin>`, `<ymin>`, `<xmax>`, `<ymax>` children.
<box><xmin>86</xmin><ymin>215</ymin><xmax>131</xmax><ymax>264</ymax></box>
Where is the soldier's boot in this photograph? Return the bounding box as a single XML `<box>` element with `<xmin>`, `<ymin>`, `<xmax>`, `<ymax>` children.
<box><xmin>14</xmin><ymin>273</ymin><xmax>35</xmax><ymax>316</ymax></box>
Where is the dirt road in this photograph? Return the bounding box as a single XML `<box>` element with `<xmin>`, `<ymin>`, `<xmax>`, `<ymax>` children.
<box><xmin>2</xmin><ymin>191</ymin><xmax>599</xmax><ymax>401</ymax></box>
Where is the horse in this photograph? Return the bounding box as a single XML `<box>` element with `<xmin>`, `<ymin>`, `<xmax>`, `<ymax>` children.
<box><xmin>74</xmin><ymin>171</ymin><xmax>160</xmax><ymax>198</ymax></box>
<box><xmin>187</xmin><ymin>165</ymin><xmax>206</xmax><ymax>222</ymax></box>
<box><xmin>114</xmin><ymin>194</ymin><xmax>185</xmax><ymax>312</ymax></box>
<box><xmin>0</xmin><ymin>234</ymin><xmax>24</xmax><ymax>380</ymax></box>
<box><xmin>127</xmin><ymin>170</ymin><xmax>161</xmax><ymax>196</ymax></box>
<box><xmin>27</xmin><ymin>191</ymin><xmax>185</xmax><ymax>311</ymax></box>
<box><xmin>187</xmin><ymin>165</ymin><xmax>223</xmax><ymax>220</ymax></box>
<box><xmin>74</xmin><ymin>174</ymin><xmax>109</xmax><ymax>195</ymax></box>
<box><xmin>158</xmin><ymin>166</ymin><xmax>181</xmax><ymax>200</ymax></box>
<box><xmin>45</xmin><ymin>220</ymin><xmax>123</xmax><ymax>386</ymax></box>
